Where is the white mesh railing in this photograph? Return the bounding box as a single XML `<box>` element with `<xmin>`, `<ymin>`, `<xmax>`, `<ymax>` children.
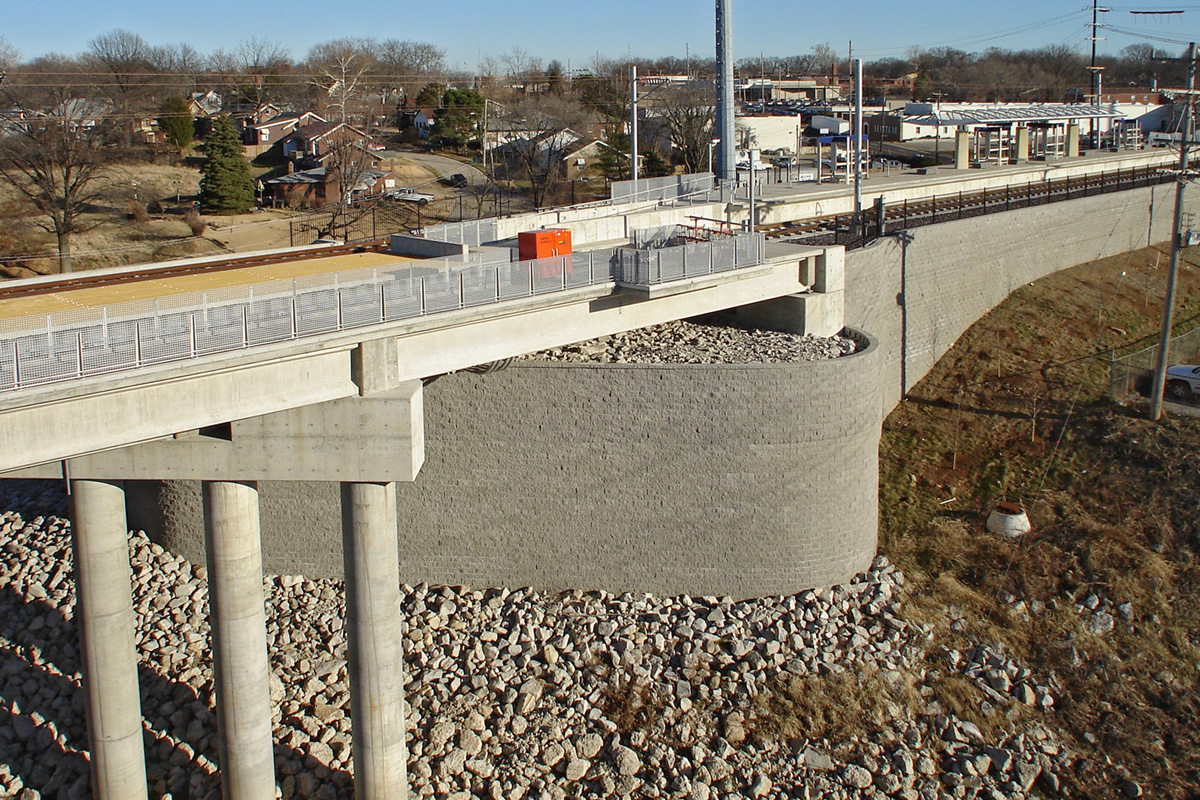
<box><xmin>0</xmin><ymin>234</ymin><xmax>765</xmax><ymax>393</ymax></box>
<box><xmin>613</xmin><ymin>232</ymin><xmax>764</xmax><ymax>286</ymax></box>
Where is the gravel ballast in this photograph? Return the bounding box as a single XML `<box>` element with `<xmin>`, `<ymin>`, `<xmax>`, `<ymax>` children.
<box><xmin>0</xmin><ymin>481</ymin><xmax>1076</xmax><ymax>800</ymax></box>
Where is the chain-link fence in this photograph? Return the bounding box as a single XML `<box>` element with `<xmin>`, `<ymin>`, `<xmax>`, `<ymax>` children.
<box><xmin>1110</xmin><ymin>327</ymin><xmax>1200</xmax><ymax>401</ymax></box>
<box><xmin>0</xmin><ymin>232</ymin><xmax>766</xmax><ymax>393</ymax></box>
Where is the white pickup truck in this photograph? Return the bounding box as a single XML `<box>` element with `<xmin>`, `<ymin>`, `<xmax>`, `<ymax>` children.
<box><xmin>1166</xmin><ymin>364</ymin><xmax>1200</xmax><ymax>401</ymax></box>
<box><xmin>384</xmin><ymin>188</ymin><xmax>434</xmax><ymax>205</ymax></box>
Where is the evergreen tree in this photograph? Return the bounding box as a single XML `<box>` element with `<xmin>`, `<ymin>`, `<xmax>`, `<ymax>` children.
<box><xmin>157</xmin><ymin>96</ymin><xmax>195</xmax><ymax>154</ymax></box>
<box><xmin>200</xmin><ymin>116</ymin><xmax>255</xmax><ymax>214</ymax></box>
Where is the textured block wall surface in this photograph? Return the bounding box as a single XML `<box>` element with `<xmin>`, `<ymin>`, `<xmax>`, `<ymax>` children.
<box><xmin>142</xmin><ymin>332</ymin><xmax>883</xmax><ymax>599</ymax></box>
<box><xmin>846</xmin><ymin>184</ymin><xmax>1188</xmax><ymax>411</ymax></box>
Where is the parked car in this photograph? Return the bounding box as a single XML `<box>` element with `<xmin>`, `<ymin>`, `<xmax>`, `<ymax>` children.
<box><xmin>385</xmin><ymin>188</ymin><xmax>434</xmax><ymax>205</ymax></box>
<box><xmin>448</xmin><ymin>173</ymin><xmax>468</xmax><ymax>188</ymax></box>
<box><xmin>1166</xmin><ymin>364</ymin><xmax>1200</xmax><ymax>401</ymax></box>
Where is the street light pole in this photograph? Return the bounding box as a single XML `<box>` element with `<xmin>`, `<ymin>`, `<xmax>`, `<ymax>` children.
<box><xmin>1150</xmin><ymin>42</ymin><xmax>1197</xmax><ymax>421</ymax></box>
<box><xmin>630</xmin><ymin>64</ymin><xmax>639</xmax><ymax>201</ymax></box>
<box><xmin>708</xmin><ymin>138</ymin><xmax>721</xmax><ymax>175</ymax></box>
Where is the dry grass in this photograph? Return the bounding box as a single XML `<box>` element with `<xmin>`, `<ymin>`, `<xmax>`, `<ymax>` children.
<box><xmin>881</xmin><ymin>245</ymin><xmax>1200</xmax><ymax>797</ymax></box>
<box><xmin>749</xmin><ymin>666</ymin><xmax>920</xmax><ymax>749</ymax></box>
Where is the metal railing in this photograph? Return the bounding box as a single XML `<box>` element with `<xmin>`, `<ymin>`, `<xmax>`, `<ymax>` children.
<box><xmin>0</xmin><ymin>233</ymin><xmax>765</xmax><ymax>394</ymax></box>
<box><xmin>615</xmin><ymin>233</ymin><xmax>764</xmax><ymax>286</ymax></box>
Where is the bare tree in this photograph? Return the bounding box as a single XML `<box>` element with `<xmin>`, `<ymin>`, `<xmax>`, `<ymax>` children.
<box><xmin>652</xmin><ymin>83</ymin><xmax>715</xmax><ymax>173</ymax></box>
<box><xmin>86</xmin><ymin>30</ymin><xmax>154</xmax><ymax>143</ymax></box>
<box><xmin>149</xmin><ymin>42</ymin><xmax>207</xmax><ymax>95</ymax></box>
<box><xmin>499</xmin><ymin>94</ymin><xmax>588</xmax><ymax>208</ymax></box>
<box><xmin>373</xmin><ymin>39</ymin><xmax>446</xmax><ymax>99</ymax></box>
<box><xmin>0</xmin><ymin>88</ymin><xmax>117</xmax><ymax>272</ymax></box>
<box><xmin>0</xmin><ymin>37</ymin><xmax>17</xmax><ymax>77</ymax></box>
<box><xmin>306</xmin><ymin>39</ymin><xmax>382</xmax><ymax>240</ymax></box>
<box><xmin>213</xmin><ymin>38</ymin><xmax>292</xmax><ymax>110</ymax></box>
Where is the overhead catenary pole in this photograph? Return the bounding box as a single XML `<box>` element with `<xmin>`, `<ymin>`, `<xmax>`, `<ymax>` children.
<box><xmin>715</xmin><ymin>0</ymin><xmax>735</xmax><ymax>186</ymax></box>
<box><xmin>1150</xmin><ymin>42</ymin><xmax>1197</xmax><ymax>421</ymax></box>
<box><xmin>1088</xmin><ymin>0</ymin><xmax>1109</xmax><ymax>144</ymax></box>
<box><xmin>854</xmin><ymin>58</ymin><xmax>864</xmax><ymax>231</ymax></box>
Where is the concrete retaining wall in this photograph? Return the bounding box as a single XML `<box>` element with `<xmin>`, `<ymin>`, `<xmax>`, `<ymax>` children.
<box><xmin>138</xmin><ymin>331</ymin><xmax>883</xmax><ymax>599</ymax></box>
<box><xmin>139</xmin><ymin>183</ymin><xmax>1190</xmax><ymax>597</ymax></box>
<box><xmin>844</xmin><ymin>183</ymin><xmax>1192</xmax><ymax>411</ymax></box>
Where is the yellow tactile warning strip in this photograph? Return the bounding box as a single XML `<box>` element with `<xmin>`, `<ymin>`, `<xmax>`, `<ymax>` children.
<box><xmin>0</xmin><ymin>252</ymin><xmax>420</xmax><ymax>321</ymax></box>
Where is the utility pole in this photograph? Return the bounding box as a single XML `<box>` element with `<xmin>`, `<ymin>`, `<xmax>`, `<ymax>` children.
<box><xmin>1151</xmin><ymin>42</ymin><xmax>1197</xmax><ymax>421</ymax></box>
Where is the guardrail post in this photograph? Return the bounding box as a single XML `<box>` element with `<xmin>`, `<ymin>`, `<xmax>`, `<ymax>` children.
<box><xmin>419</xmin><ymin>278</ymin><xmax>427</xmax><ymax>315</ymax></box>
<box><xmin>682</xmin><ymin>247</ymin><xmax>689</xmax><ymax>277</ymax></box>
<box><xmin>76</xmin><ymin>331</ymin><xmax>83</xmax><ymax>378</ymax></box>
<box><xmin>379</xmin><ymin>282</ymin><xmax>386</xmax><ymax>322</ymax></box>
<box><xmin>459</xmin><ymin>272</ymin><xmax>465</xmax><ymax>309</ymax></box>
<box><xmin>337</xmin><ymin>290</ymin><xmax>344</xmax><ymax>329</ymax></box>
<box><xmin>561</xmin><ymin>257</ymin><xmax>567</xmax><ymax>290</ymax></box>
<box><xmin>241</xmin><ymin>307</ymin><xmax>249</xmax><ymax>347</ymax></box>
<box><xmin>190</xmin><ymin>313</ymin><xmax>197</xmax><ymax>357</ymax></box>
<box><xmin>135</xmin><ymin>322</ymin><xmax>143</xmax><ymax>364</ymax></box>
<box><xmin>12</xmin><ymin>342</ymin><xmax>21</xmax><ymax>389</ymax></box>
<box><xmin>495</xmin><ymin>267</ymin><xmax>501</xmax><ymax>302</ymax></box>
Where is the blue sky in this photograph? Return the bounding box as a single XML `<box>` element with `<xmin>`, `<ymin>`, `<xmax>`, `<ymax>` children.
<box><xmin>4</xmin><ymin>0</ymin><xmax>1199</xmax><ymax>69</ymax></box>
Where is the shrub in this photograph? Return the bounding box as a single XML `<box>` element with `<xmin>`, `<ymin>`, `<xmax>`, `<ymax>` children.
<box><xmin>183</xmin><ymin>209</ymin><xmax>207</xmax><ymax>236</ymax></box>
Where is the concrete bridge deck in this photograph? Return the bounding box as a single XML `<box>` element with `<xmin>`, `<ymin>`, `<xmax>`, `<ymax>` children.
<box><xmin>0</xmin><ymin>145</ymin><xmax>1188</xmax><ymax>800</ymax></box>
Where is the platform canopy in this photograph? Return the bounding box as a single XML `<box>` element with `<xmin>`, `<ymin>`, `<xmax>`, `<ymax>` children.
<box><xmin>909</xmin><ymin>104</ymin><xmax>1125</xmax><ymax>126</ymax></box>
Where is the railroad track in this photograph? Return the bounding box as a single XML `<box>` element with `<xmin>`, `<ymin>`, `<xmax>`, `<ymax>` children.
<box><xmin>0</xmin><ymin>239</ymin><xmax>392</xmax><ymax>301</ymax></box>
<box><xmin>760</xmin><ymin>163</ymin><xmax>1179</xmax><ymax>246</ymax></box>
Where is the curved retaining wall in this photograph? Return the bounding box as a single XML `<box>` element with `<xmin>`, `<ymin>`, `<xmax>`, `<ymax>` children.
<box><xmin>137</xmin><ymin>331</ymin><xmax>883</xmax><ymax>599</ymax></box>
<box><xmin>845</xmin><ymin>183</ymin><xmax>1194</xmax><ymax>411</ymax></box>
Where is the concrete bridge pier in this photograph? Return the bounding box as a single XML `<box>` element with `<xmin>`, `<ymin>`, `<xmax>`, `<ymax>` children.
<box><xmin>69</xmin><ymin>479</ymin><xmax>149</xmax><ymax>800</ymax></box>
<box><xmin>341</xmin><ymin>482</ymin><xmax>409</xmax><ymax>800</ymax></box>
<box><xmin>202</xmin><ymin>480</ymin><xmax>276</xmax><ymax>800</ymax></box>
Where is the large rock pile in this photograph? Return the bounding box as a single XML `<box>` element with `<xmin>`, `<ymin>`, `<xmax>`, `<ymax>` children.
<box><xmin>0</xmin><ymin>485</ymin><xmax>1074</xmax><ymax>800</ymax></box>
<box><xmin>519</xmin><ymin>319</ymin><xmax>857</xmax><ymax>364</ymax></box>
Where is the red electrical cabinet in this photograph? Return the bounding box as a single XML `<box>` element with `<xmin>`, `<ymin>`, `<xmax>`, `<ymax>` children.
<box><xmin>518</xmin><ymin>229</ymin><xmax>572</xmax><ymax>260</ymax></box>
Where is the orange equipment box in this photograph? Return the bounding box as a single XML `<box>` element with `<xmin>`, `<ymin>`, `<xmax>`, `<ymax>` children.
<box><xmin>518</xmin><ymin>229</ymin><xmax>572</xmax><ymax>260</ymax></box>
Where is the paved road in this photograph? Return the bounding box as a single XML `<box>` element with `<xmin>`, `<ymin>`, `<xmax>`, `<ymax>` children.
<box><xmin>385</xmin><ymin>150</ymin><xmax>488</xmax><ymax>187</ymax></box>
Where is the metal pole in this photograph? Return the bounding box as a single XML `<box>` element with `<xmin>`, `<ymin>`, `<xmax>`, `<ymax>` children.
<box><xmin>631</xmin><ymin>65</ymin><xmax>639</xmax><ymax>199</ymax></box>
<box><xmin>854</xmin><ymin>58</ymin><xmax>864</xmax><ymax>232</ymax></box>
<box><xmin>715</xmin><ymin>0</ymin><xmax>736</xmax><ymax>185</ymax></box>
<box><xmin>1151</xmin><ymin>42</ymin><xmax>1197</xmax><ymax>420</ymax></box>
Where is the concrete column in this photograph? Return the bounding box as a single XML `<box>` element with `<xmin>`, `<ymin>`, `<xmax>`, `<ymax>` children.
<box><xmin>202</xmin><ymin>481</ymin><xmax>276</xmax><ymax>800</ymax></box>
<box><xmin>341</xmin><ymin>482</ymin><xmax>409</xmax><ymax>800</ymax></box>
<box><xmin>1015</xmin><ymin>126</ymin><xmax>1031</xmax><ymax>163</ymax></box>
<box><xmin>1067</xmin><ymin>123</ymin><xmax>1081</xmax><ymax>158</ymax></box>
<box><xmin>69</xmin><ymin>479</ymin><xmax>149</xmax><ymax>800</ymax></box>
<box><xmin>954</xmin><ymin>130</ymin><xmax>971</xmax><ymax>169</ymax></box>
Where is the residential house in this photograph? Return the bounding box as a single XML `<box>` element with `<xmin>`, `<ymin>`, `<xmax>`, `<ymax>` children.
<box><xmin>263</xmin><ymin>166</ymin><xmax>389</xmax><ymax>208</ymax></box>
<box><xmin>247</xmin><ymin>111</ymin><xmax>324</xmax><ymax>147</ymax></box>
<box><xmin>279</xmin><ymin>121</ymin><xmax>371</xmax><ymax>167</ymax></box>
<box><xmin>188</xmin><ymin>91</ymin><xmax>223</xmax><ymax>118</ymax></box>
<box><xmin>413</xmin><ymin>108</ymin><xmax>437</xmax><ymax>139</ymax></box>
